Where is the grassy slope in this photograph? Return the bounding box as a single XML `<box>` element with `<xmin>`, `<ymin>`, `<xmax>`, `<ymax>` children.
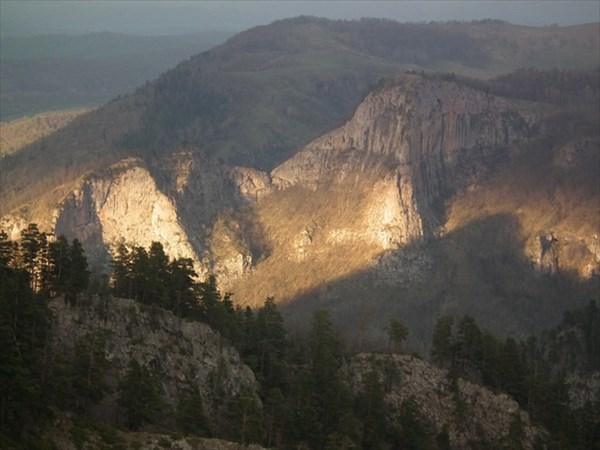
<box><xmin>0</xmin><ymin>108</ymin><xmax>90</xmax><ymax>157</ymax></box>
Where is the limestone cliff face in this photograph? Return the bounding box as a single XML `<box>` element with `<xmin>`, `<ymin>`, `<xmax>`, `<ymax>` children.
<box><xmin>272</xmin><ymin>76</ymin><xmax>530</xmax><ymax>244</ymax></box>
<box><xmin>344</xmin><ymin>353</ymin><xmax>546</xmax><ymax>449</ymax></box>
<box><xmin>50</xmin><ymin>296</ymin><xmax>259</xmax><ymax>422</ymax></box>
<box><xmin>54</xmin><ymin>158</ymin><xmax>201</xmax><ymax>273</ymax></box>
<box><xmin>0</xmin><ymin>152</ymin><xmax>261</xmax><ymax>283</ymax></box>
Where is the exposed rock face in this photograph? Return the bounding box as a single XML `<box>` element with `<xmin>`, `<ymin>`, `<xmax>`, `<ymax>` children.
<box><xmin>525</xmin><ymin>232</ymin><xmax>600</xmax><ymax>278</ymax></box>
<box><xmin>54</xmin><ymin>158</ymin><xmax>201</xmax><ymax>273</ymax></box>
<box><xmin>1</xmin><ymin>152</ymin><xmax>256</xmax><ymax>282</ymax></box>
<box><xmin>273</xmin><ymin>76</ymin><xmax>530</xmax><ymax>244</ymax></box>
<box><xmin>49</xmin><ymin>296</ymin><xmax>259</xmax><ymax>422</ymax></box>
<box><xmin>344</xmin><ymin>353</ymin><xmax>546</xmax><ymax>449</ymax></box>
<box><xmin>230</xmin><ymin>167</ymin><xmax>273</xmax><ymax>202</ymax></box>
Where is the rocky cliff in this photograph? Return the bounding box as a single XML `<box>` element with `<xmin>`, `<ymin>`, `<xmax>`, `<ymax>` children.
<box><xmin>49</xmin><ymin>296</ymin><xmax>259</xmax><ymax>422</ymax></box>
<box><xmin>344</xmin><ymin>353</ymin><xmax>546</xmax><ymax>449</ymax></box>
<box><xmin>272</xmin><ymin>75</ymin><xmax>531</xmax><ymax>242</ymax></box>
<box><xmin>230</xmin><ymin>75</ymin><xmax>599</xmax><ymax>350</ymax></box>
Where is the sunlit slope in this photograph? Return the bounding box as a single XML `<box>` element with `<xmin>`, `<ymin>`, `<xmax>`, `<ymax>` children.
<box><xmin>2</xmin><ymin>18</ymin><xmax>598</xmax><ymax>219</ymax></box>
<box><xmin>446</xmin><ymin>108</ymin><xmax>600</xmax><ymax>277</ymax></box>
<box><xmin>224</xmin><ymin>75</ymin><xmax>599</xmax><ymax>349</ymax></box>
<box><xmin>0</xmin><ymin>108</ymin><xmax>90</xmax><ymax>157</ymax></box>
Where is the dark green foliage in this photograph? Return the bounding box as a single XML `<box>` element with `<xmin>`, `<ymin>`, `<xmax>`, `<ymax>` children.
<box><xmin>355</xmin><ymin>370</ymin><xmax>386</xmax><ymax>449</ymax></box>
<box><xmin>385</xmin><ymin>318</ymin><xmax>409</xmax><ymax>352</ymax></box>
<box><xmin>394</xmin><ymin>396</ymin><xmax>434</xmax><ymax>450</ymax></box>
<box><xmin>545</xmin><ymin>300</ymin><xmax>600</xmax><ymax>373</ymax></box>
<box><xmin>117</xmin><ymin>359</ymin><xmax>164</xmax><ymax>430</ymax></box>
<box><xmin>196</xmin><ymin>275</ymin><xmax>240</xmax><ymax>341</ymax></box>
<box><xmin>0</xmin><ymin>225</ymin><xmax>90</xmax><ymax>301</ymax></box>
<box><xmin>507</xmin><ymin>413</ymin><xmax>525</xmax><ymax>450</ymax></box>
<box><xmin>432</xmin><ymin>308</ymin><xmax>600</xmax><ymax>450</ymax></box>
<box><xmin>70</xmin><ymin>332</ymin><xmax>110</xmax><ymax>417</ymax></box>
<box><xmin>431</xmin><ymin>316</ymin><xmax>454</xmax><ymax>367</ymax></box>
<box><xmin>176</xmin><ymin>388</ymin><xmax>212</xmax><ymax>436</ymax></box>
<box><xmin>0</xmin><ymin>231</ymin><xmax>15</xmax><ymax>267</ymax></box>
<box><xmin>111</xmin><ymin>241</ymin><xmax>201</xmax><ymax>318</ymax></box>
<box><xmin>227</xmin><ymin>393</ymin><xmax>262</xmax><ymax>445</ymax></box>
<box><xmin>262</xmin><ymin>388</ymin><xmax>289</xmax><ymax>448</ymax></box>
<box><xmin>0</xmin><ymin>263</ymin><xmax>52</xmax><ymax>438</ymax></box>
<box><xmin>252</xmin><ymin>297</ymin><xmax>287</xmax><ymax>389</ymax></box>
<box><xmin>68</xmin><ymin>240</ymin><xmax>90</xmax><ymax>299</ymax></box>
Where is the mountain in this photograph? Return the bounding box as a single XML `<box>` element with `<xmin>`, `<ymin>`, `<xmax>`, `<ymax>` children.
<box><xmin>1</xmin><ymin>18</ymin><xmax>599</xmax><ymax>351</ymax></box>
<box><xmin>231</xmin><ymin>72</ymin><xmax>599</xmax><ymax>350</ymax></box>
<box><xmin>2</xmin><ymin>19</ymin><xmax>598</xmax><ymax>213</ymax></box>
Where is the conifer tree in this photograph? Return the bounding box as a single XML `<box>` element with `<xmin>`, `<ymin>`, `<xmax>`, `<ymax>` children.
<box><xmin>431</xmin><ymin>316</ymin><xmax>455</xmax><ymax>367</ymax></box>
<box><xmin>177</xmin><ymin>388</ymin><xmax>212</xmax><ymax>436</ymax></box>
<box><xmin>386</xmin><ymin>318</ymin><xmax>409</xmax><ymax>352</ymax></box>
<box><xmin>118</xmin><ymin>359</ymin><xmax>164</xmax><ymax>430</ymax></box>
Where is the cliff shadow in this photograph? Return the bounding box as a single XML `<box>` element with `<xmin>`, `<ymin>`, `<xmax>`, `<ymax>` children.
<box><xmin>277</xmin><ymin>213</ymin><xmax>600</xmax><ymax>355</ymax></box>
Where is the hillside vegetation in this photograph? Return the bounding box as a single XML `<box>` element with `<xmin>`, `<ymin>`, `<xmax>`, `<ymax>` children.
<box><xmin>2</xmin><ymin>230</ymin><xmax>597</xmax><ymax>449</ymax></box>
<box><xmin>0</xmin><ymin>31</ymin><xmax>233</xmax><ymax>121</ymax></box>
<box><xmin>0</xmin><ymin>108</ymin><xmax>89</xmax><ymax>157</ymax></box>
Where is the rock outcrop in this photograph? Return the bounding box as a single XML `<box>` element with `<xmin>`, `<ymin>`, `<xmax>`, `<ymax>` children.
<box><xmin>53</xmin><ymin>158</ymin><xmax>200</xmax><ymax>273</ymax></box>
<box><xmin>49</xmin><ymin>296</ymin><xmax>259</xmax><ymax>422</ymax></box>
<box><xmin>273</xmin><ymin>76</ymin><xmax>530</xmax><ymax>243</ymax></box>
<box><xmin>344</xmin><ymin>353</ymin><xmax>546</xmax><ymax>449</ymax></box>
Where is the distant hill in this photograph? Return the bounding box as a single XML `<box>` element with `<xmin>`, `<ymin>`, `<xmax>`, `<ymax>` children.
<box><xmin>0</xmin><ymin>31</ymin><xmax>233</xmax><ymax>121</ymax></box>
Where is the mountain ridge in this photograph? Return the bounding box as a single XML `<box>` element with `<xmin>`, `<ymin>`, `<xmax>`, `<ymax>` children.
<box><xmin>1</xmin><ymin>18</ymin><xmax>599</xmax><ymax>351</ymax></box>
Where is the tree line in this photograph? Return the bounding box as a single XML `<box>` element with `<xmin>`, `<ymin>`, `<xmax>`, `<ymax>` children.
<box><xmin>0</xmin><ymin>224</ymin><xmax>89</xmax><ymax>301</ymax></box>
<box><xmin>430</xmin><ymin>311</ymin><xmax>600</xmax><ymax>449</ymax></box>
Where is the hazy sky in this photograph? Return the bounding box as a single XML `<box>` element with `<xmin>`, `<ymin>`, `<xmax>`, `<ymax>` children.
<box><xmin>1</xmin><ymin>0</ymin><xmax>599</xmax><ymax>37</ymax></box>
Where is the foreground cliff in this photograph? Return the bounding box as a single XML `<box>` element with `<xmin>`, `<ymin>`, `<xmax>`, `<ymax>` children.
<box><xmin>49</xmin><ymin>296</ymin><xmax>259</xmax><ymax>424</ymax></box>
<box><xmin>344</xmin><ymin>353</ymin><xmax>546</xmax><ymax>449</ymax></box>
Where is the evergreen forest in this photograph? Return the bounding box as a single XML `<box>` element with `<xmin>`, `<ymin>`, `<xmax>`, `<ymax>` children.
<box><xmin>1</xmin><ymin>225</ymin><xmax>599</xmax><ymax>449</ymax></box>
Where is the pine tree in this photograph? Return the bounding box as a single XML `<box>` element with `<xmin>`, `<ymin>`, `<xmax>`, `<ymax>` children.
<box><xmin>168</xmin><ymin>257</ymin><xmax>197</xmax><ymax>317</ymax></box>
<box><xmin>111</xmin><ymin>243</ymin><xmax>132</xmax><ymax>298</ymax></box>
<box><xmin>48</xmin><ymin>235</ymin><xmax>70</xmax><ymax>297</ymax></box>
<box><xmin>19</xmin><ymin>223</ymin><xmax>43</xmax><ymax>291</ymax></box>
<box><xmin>0</xmin><ymin>261</ymin><xmax>53</xmax><ymax>438</ymax></box>
<box><xmin>254</xmin><ymin>297</ymin><xmax>287</xmax><ymax>389</ymax></box>
<box><xmin>177</xmin><ymin>388</ymin><xmax>212</xmax><ymax>436</ymax></box>
<box><xmin>67</xmin><ymin>239</ymin><xmax>89</xmax><ymax>304</ymax></box>
<box><xmin>356</xmin><ymin>370</ymin><xmax>386</xmax><ymax>449</ymax></box>
<box><xmin>0</xmin><ymin>230</ymin><xmax>13</xmax><ymax>268</ymax></box>
<box><xmin>118</xmin><ymin>359</ymin><xmax>164</xmax><ymax>430</ymax></box>
<box><xmin>228</xmin><ymin>393</ymin><xmax>262</xmax><ymax>445</ymax></box>
<box><xmin>431</xmin><ymin>316</ymin><xmax>455</xmax><ymax>367</ymax></box>
<box><xmin>146</xmin><ymin>242</ymin><xmax>170</xmax><ymax>307</ymax></box>
<box><xmin>70</xmin><ymin>331</ymin><xmax>109</xmax><ymax>417</ymax></box>
<box><xmin>385</xmin><ymin>318</ymin><xmax>409</xmax><ymax>353</ymax></box>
